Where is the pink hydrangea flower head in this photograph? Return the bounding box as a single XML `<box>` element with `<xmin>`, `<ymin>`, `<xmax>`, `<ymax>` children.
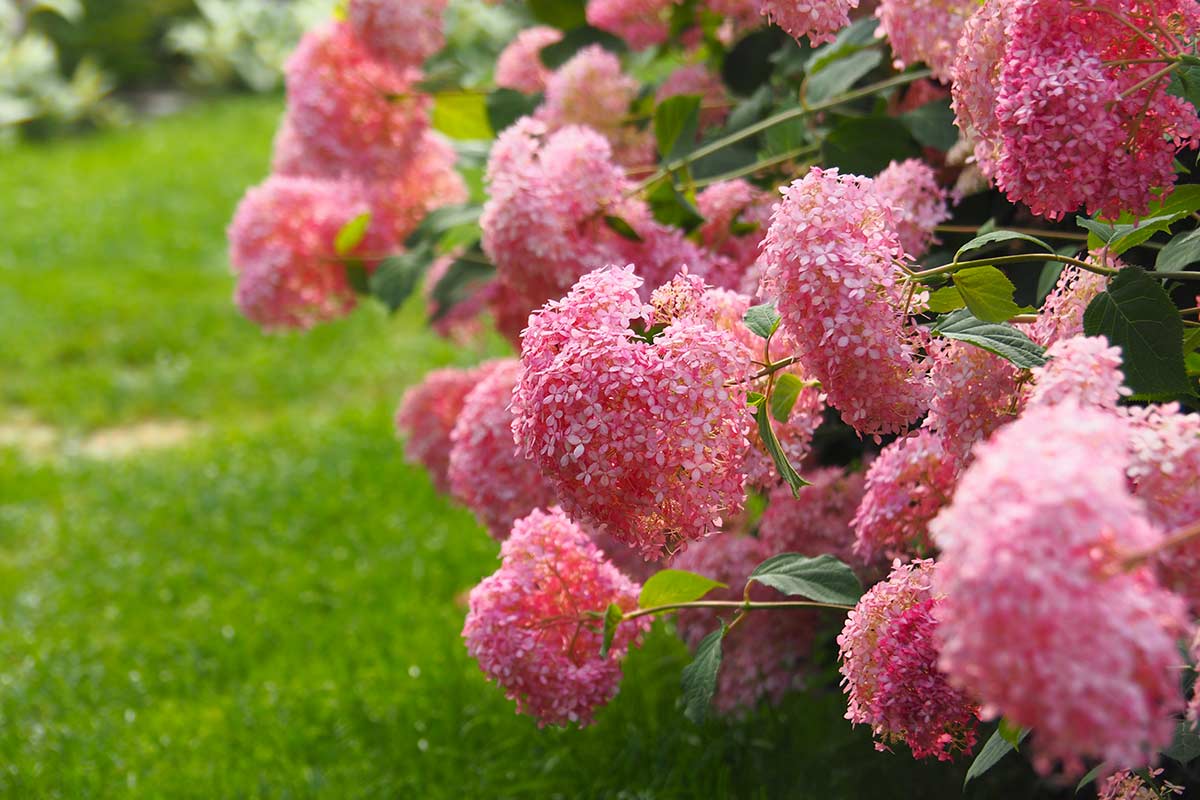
<box><xmin>949</xmin><ymin>0</ymin><xmax>1011</xmax><ymax>176</ymax></box>
<box><xmin>931</xmin><ymin>403</ymin><xmax>1189</xmax><ymax>775</ymax></box>
<box><xmin>538</xmin><ymin>45</ymin><xmax>653</xmax><ymax>166</ymax></box>
<box><xmin>347</xmin><ymin>0</ymin><xmax>448</xmax><ymax>69</ymax></box>
<box><xmin>924</xmin><ymin>338</ymin><xmax>1022</xmax><ymax>462</ymax></box>
<box><xmin>284</xmin><ymin>21</ymin><xmax>431</xmax><ymax>179</ymax></box>
<box><xmin>1028</xmin><ymin>335</ymin><xmax>1130</xmax><ymax>411</ymax></box>
<box><xmin>758</xmin><ymin>167</ymin><xmax>933</xmax><ymax>438</ymax></box>
<box><xmin>1123</xmin><ymin>403</ymin><xmax>1200</xmax><ymax>609</ymax></box>
<box><xmin>228</xmin><ymin>175</ymin><xmax>385</xmax><ymax>331</ymax></box>
<box><xmin>657</xmin><ymin>64</ymin><xmax>731</xmax><ymax>130</ymax></box>
<box><xmin>395</xmin><ymin>361</ymin><xmax>502</xmax><ymax>492</ymax></box>
<box><xmin>875</xmin><ymin>0</ymin><xmax>978</xmax><ymax>82</ymax></box>
<box><xmin>761</xmin><ymin>0</ymin><xmax>859</xmax><ymax>46</ymax></box>
<box><xmin>448</xmin><ymin>360</ymin><xmax>560</xmax><ymax>539</ymax></box>
<box><xmin>462</xmin><ymin>507</ymin><xmax>650</xmax><ymax>727</ymax></box>
<box><xmin>1098</xmin><ymin>769</ymin><xmax>1183</xmax><ymax>800</ymax></box>
<box><xmin>1031</xmin><ymin>260</ymin><xmax>1114</xmax><ymax>347</ymax></box>
<box><xmin>838</xmin><ymin>559</ymin><xmax>980</xmax><ymax>760</ymax></box>
<box><xmin>495</xmin><ymin>26</ymin><xmax>563</xmax><ymax>94</ymax></box>
<box><xmin>852</xmin><ymin>429</ymin><xmax>960</xmax><ymax>562</ymax></box>
<box><xmin>872</xmin><ymin>159</ymin><xmax>951</xmax><ymax>259</ymax></box>
<box><xmin>674</xmin><ymin>534</ymin><xmax>822</xmax><ymax>714</ymax></box>
<box><xmin>586</xmin><ymin>0</ymin><xmax>674</xmax><ymax>49</ymax></box>
<box><xmin>696</xmin><ymin>179</ymin><xmax>776</xmax><ymax>290</ymax></box>
<box><xmin>361</xmin><ymin>130</ymin><xmax>468</xmax><ymax>242</ymax></box>
<box><xmin>512</xmin><ymin>266</ymin><xmax>753</xmax><ymax>560</ymax></box>
<box><xmin>758</xmin><ymin>467</ymin><xmax>866</xmax><ymax>565</ymax></box>
<box><xmin>953</xmin><ymin>0</ymin><xmax>1200</xmax><ymax>220</ymax></box>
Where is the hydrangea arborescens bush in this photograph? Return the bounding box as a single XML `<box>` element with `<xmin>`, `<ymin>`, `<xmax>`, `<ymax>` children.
<box><xmin>230</xmin><ymin>0</ymin><xmax>1200</xmax><ymax>785</ymax></box>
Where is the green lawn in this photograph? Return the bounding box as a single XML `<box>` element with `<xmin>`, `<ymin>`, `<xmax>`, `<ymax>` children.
<box><xmin>0</xmin><ymin>97</ymin><xmax>1047</xmax><ymax>798</ymax></box>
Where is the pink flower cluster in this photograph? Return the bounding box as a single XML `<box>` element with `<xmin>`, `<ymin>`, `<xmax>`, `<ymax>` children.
<box><xmin>872</xmin><ymin>158</ymin><xmax>951</xmax><ymax>259</ymax></box>
<box><xmin>923</xmin><ymin>339</ymin><xmax>1021</xmax><ymax>462</ymax></box>
<box><xmin>951</xmin><ymin>0</ymin><xmax>1200</xmax><ymax>219</ymax></box>
<box><xmin>695</xmin><ymin>180</ymin><xmax>776</xmax><ymax>293</ymax></box>
<box><xmin>852</xmin><ymin>430</ymin><xmax>959</xmax><ymax>562</ymax></box>
<box><xmin>673</xmin><ymin>534</ymin><xmax>823</xmax><ymax>714</ymax></box>
<box><xmin>1030</xmin><ymin>262</ymin><xmax>1113</xmax><ymax>347</ymax></box>
<box><xmin>511</xmin><ymin>267</ymin><xmax>752</xmax><ymax>560</ymax></box>
<box><xmin>586</xmin><ymin>0</ymin><xmax>674</xmax><ymax>50</ymax></box>
<box><xmin>657</xmin><ymin>64</ymin><xmax>731</xmax><ymax>131</ymax></box>
<box><xmin>448</xmin><ymin>360</ymin><xmax>560</xmax><ymax>540</ymax></box>
<box><xmin>761</xmin><ymin>0</ymin><xmax>859</xmax><ymax>46</ymax></box>
<box><xmin>758</xmin><ymin>467</ymin><xmax>866</xmax><ymax>566</ymax></box>
<box><xmin>347</xmin><ymin>0</ymin><xmax>447</xmax><ymax>69</ymax></box>
<box><xmin>875</xmin><ymin>0</ymin><xmax>977</xmax><ymax>82</ymax></box>
<box><xmin>462</xmin><ymin>507</ymin><xmax>649</xmax><ymax>727</ymax></box>
<box><xmin>395</xmin><ymin>362</ymin><xmax>500</xmax><ymax>492</ymax></box>
<box><xmin>1098</xmin><ymin>769</ymin><xmax>1183</xmax><ymax>800</ymax></box>
<box><xmin>838</xmin><ymin>560</ymin><xmax>979</xmax><ymax>760</ymax></box>
<box><xmin>931</xmin><ymin>403</ymin><xmax>1189</xmax><ymax>775</ymax></box>
<box><xmin>495</xmin><ymin>26</ymin><xmax>562</xmax><ymax>94</ymax></box>
<box><xmin>1027</xmin><ymin>335</ymin><xmax>1131</xmax><ymax>411</ymax></box>
<box><xmin>758</xmin><ymin>167</ymin><xmax>932</xmax><ymax>438</ymax></box>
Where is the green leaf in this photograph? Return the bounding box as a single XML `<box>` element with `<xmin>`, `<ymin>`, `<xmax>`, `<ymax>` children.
<box><xmin>405</xmin><ymin>204</ymin><xmax>483</xmax><ymax>250</ymax></box>
<box><xmin>1083</xmin><ymin>267</ymin><xmax>1192</xmax><ymax>399</ymax></box>
<box><xmin>803</xmin><ymin>49</ymin><xmax>882</xmax><ymax>104</ymax></box>
<box><xmin>953</xmin><ymin>266</ymin><xmax>1025</xmax><ymax>323</ymax></box>
<box><xmin>964</xmin><ymin>727</ymin><xmax>1030</xmax><ymax>787</ymax></box>
<box><xmin>655</xmin><ymin>94</ymin><xmax>702</xmax><ymax>161</ymax></box>
<box><xmin>1078</xmin><ymin>187</ymin><xmax>1200</xmax><ymax>254</ymax></box>
<box><xmin>681</xmin><ymin>626</ymin><xmax>724</xmax><ymax>724</ymax></box>
<box><xmin>822</xmin><ymin>116</ymin><xmax>920</xmax><ymax>176</ymax></box>
<box><xmin>599</xmin><ymin>603</ymin><xmax>623</xmax><ymax>659</ymax></box>
<box><xmin>344</xmin><ymin>261</ymin><xmax>370</xmax><ymax>295</ymax></box>
<box><xmin>639</xmin><ymin>570</ymin><xmax>726</xmax><ymax>609</ymax></box>
<box><xmin>646</xmin><ymin>178</ymin><xmax>705</xmax><ymax>233</ymax></box>
<box><xmin>932</xmin><ymin>309</ymin><xmax>1048</xmax><ymax>369</ymax></box>
<box><xmin>721</xmin><ymin>28</ymin><xmax>788</xmax><ymax>96</ymax></box>
<box><xmin>527</xmin><ymin>0</ymin><xmax>586</xmax><ymax>29</ymax></box>
<box><xmin>954</xmin><ymin>230</ymin><xmax>1052</xmax><ymax>263</ymax></box>
<box><xmin>1156</xmin><ymin>228</ymin><xmax>1200</xmax><ymax>272</ymax></box>
<box><xmin>804</xmin><ymin>17</ymin><xmax>878</xmax><ymax>73</ymax></box>
<box><xmin>926</xmin><ymin>285</ymin><xmax>966</xmax><ymax>313</ymax></box>
<box><xmin>428</xmin><ymin>251</ymin><xmax>495</xmax><ymax>322</ymax></box>
<box><xmin>899</xmin><ymin>99</ymin><xmax>958</xmax><ymax>152</ymax></box>
<box><xmin>753</xmin><ymin>401</ymin><xmax>810</xmax><ymax>496</ymax></box>
<box><xmin>335</xmin><ymin>212</ymin><xmax>371</xmax><ymax>257</ymax></box>
<box><xmin>603</xmin><ymin>215</ymin><xmax>644</xmax><ymax>242</ymax></box>
<box><xmin>1185</xmin><ymin>326</ymin><xmax>1200</xmax><ymax>354</ymax></box>
<box><xmin>539</xmin><ymin>25</ymin><xmax>627</xmax><ymax>69</ymax></box>
<box><xmin>485</xmin><ymin>89</ymin><xmax>541</xmax><ymax>135</ymax></box>
<box><xmin>747</xmin><ymin>553</ymin><xmax>862</xmax><ymax>606</ymax></box>
<box><xmin>743</xmin><ymin>302</ymin><xmax>781</xmax><ymax>340</ymax></box>
<box><xmin>1075</xmin><ymin>764</ymin><xmax>1106</xmax><ymax>794</ymax></box>
<box><xmin>1163</xmin><ymin>721</ymin><xmax>1200</xmax><ymax>764</ymax></box>
<box><xmin>369</xmin><ymin>248</ymin><xmax>431</xmax><ymax>313</ymax></box>
<box><xmin>770</xmin><ymin>373</ymin><xmax>806</xmax><ymax>423</ymax></box>
<box><xmin>998</xmin><ymin>718</ymin><xmax>1024</xmax><ymax>749</ymax></box>
<box><xmin>432</xmin><ymin>92</ymin><xmax>493</xmax><ymax>140</ymax></box>
<box><xmin>1037</xmin><ymin>260</ymin><xmax>1067</xmax><ymax>304</ymax></box>
<box><xmin>1169</xmin><ymin>63</ymin><xmax>1200</xmax><ymax>111</ymax></box>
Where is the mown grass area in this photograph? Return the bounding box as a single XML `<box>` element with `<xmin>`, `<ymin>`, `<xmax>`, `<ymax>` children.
<box><xmin>0</xmin><ymin>97</ymin><xmax>1049</xmax><ymax>798</ymax></box>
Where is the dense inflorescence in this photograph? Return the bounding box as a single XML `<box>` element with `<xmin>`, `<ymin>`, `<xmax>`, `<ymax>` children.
<box><xmin>872</xmin><ymin>158</ymin><xmax>951</xmax><ymax>259</ymax></box>
<box><xmin>758</xmin><ymin>467</ymin><xmax>866</xmax><ymax>567</ymax></box>
<box><xmin>758</xmin><ymin>168</ymin><xmax>932</xmax><ymax>438</ymax></box>
<box><xmin>463</xmin><ymin>507</ymin><xmax>649</xmax><ymax>726</ymax></box>
<box><xmin>586</xmin><ymin>0</ymin><xmax>674</xmax><ymax>50</ymax></box>
<box><xmin>932</xmin><ymin>404</ymin><xmax>1189</xmax><ymax>775</ymax></box>
<box><xmin>838</xmin><ymin>560</ymin><xmax>979</xmax><ymax>760</ymax></box>
<box><xmin>1027</xmin><ymin>335</ymin><xmax>1131</xmax><ymax>411</ymax></box>
<box><xmin>875</xmin><ymin>0</ymin><xmax>978</xmax><ymax>82</ymax></box>
<box><xmin>346</xmin><ymin>0</ymin><xmax>448</xmax><ymax>69</ymax></box>
<box><xmin>495</xmin><ymin>26</ymin><xmax>562</xmax><ymax>93</ymax></box>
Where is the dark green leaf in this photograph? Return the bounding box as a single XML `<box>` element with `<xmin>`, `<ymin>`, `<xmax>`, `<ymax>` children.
<box><xmin>369</xmin><ymin>248</ymin><xmax>431</xmax><ymax>313</ymax></box>
<box><xmin>527</xmin><ymin>0</ymin><xmax>586</xmax><ymax>30</ymax></box>
<box><xmin>1185</xmin><ymin>326</ymin><xmax>1200</xmax><ymax>354</ymax></box>
<box><xmin>953</xmin><ymin>266</ymin><xmax>1025</xmax><ymax>323</ymax></box>
<box><xmin>721</xmin><ymin>28</ymin><xmax>788</xmax><ymax>96</ymax></box>
<box><xmin>1075</xmin><ymin>764</ymin><xmax>1106</xmax><ymax>794</ymax></box>
<box><xmin>485</xmin><ymin>88</ymin><xmax>541</xmax><ymax>134</ymax></box>
<box><xmin>753</xmin><ymin>402</ymin><xmax>810</xmax><ymax>496</ymax></box>
<box><xmin>821</xmin><ymin>116</ymin><xmax>920</xmax><ymax>176</ymax></box>
<box><xmin>655</xmin><ymin>94</ymin><xmax>702</xmax><ymax>161</ymax></box>
<box><xmin>539</xmin><ymin>25</ymin><xmax>627</xmax><ymax>69</ymax></box>
<box><xmin>743</xmin><ymin>302</ymin><xmax>780</xmax><ymax>339</ymax></box>
<box><xmin>1037</xmin><ymin>260</ymin><xmax>1067</xmax><ymax>304</ymax></box>
<box><xmin>1163</xmin><ymin>721</ymin><xmax>1200</xmax><ymax>764</ymax></box>
<box><xmin>344</xmin><ymin>261</ymin><xmax>370</xmax><ymax>295</ymax></box>
<box><xmin>646</xmin><ymin>178</ymin><xmax>705</xmax><ymax>233</ymax></box>
<box><xmin>954</xmin><ymin>230</ymin><xmax>1052</xmax><ymax>263</ymax></box>
<box><xmin>681</xmin><ymin>627</ymin><xmax>724</xmax><ymax>724</ymax></box>
<box><xmin>432</xmin><ymin>92</ymin><xmax>492</xmax><ymax>140</ymax></box>
<box><xmin>428</xmin><ymin>252</ymin><xmax>495</xmax><ymax>322</ymax></box>
<box><xmin>405</xmin><ymin>204</ymin><xmax>483</xmax><ymax>250</ymax></box>
<box><xmin>1156</xmin><ymin>228</ymin><xmax>1200</xmax><ymax>272</ymax></box>
<box><xmin>899</xmin><ymin>98</ymin><xmax>958</xmax><ymax>151</ymax></box>
<box><xmin>933</xmin><ymin>309</ymin><xmax>1048</xmax><ymax>369</ymax></box>
<box><xmin>964</xmin><ymin>727</ymin><xmax>1030</xmax><ymax>787</ymax></box>
<box><xmin>335</xmin><ymin>212</ymin><xmax>371</xmax><ymax>257</ymax></box>
<box><xmin>639</xmin><ymin>570</ymin><xmax>726</xmax><ymax>609</ymax></box>
<box><xmin>770</xmin><ymin>373</ymin><xmax>806</xmax><ymax>423</ymax></box>
<box><xmin>1168</xmin><ymin>63</ymin><xmax>1200</xmax><ymax>111</ymax></box>
<box><xmin>1083</xmin><ymin>267</ymin><xmax>1191</xmax><ymax>399</ymax></box>
<box><xmin>926</xmin><ymin>285</ymin><xmax>966</xmax><ymax>313</ymax></box>
<box><xmin>1078</xmin><ymin>187</ymin><xmax>1200</xmax><ymax>254</ymax></box>
<box><xmin>603</xmin><ymin>215</ymin><xmax>644</xmax><ymax>242</ymax></box>
<box><xmin>748</xmin><ymin>553</ymin><xmax>862</xmax><ymax>606</ymax></box>
<box><xmin>600</xmin><ymin>603</ymin><xmax>623</xmax><ymax>659</ymax></box>
<box><xmin>804</xmin><ymin>17</ymin><xmax>878</xmax><ymax>74</ymax></box>
<box><xmin>804</xmin><ymin>49</ymin><xmax>882</xmax><ymax>104</ymax></box>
